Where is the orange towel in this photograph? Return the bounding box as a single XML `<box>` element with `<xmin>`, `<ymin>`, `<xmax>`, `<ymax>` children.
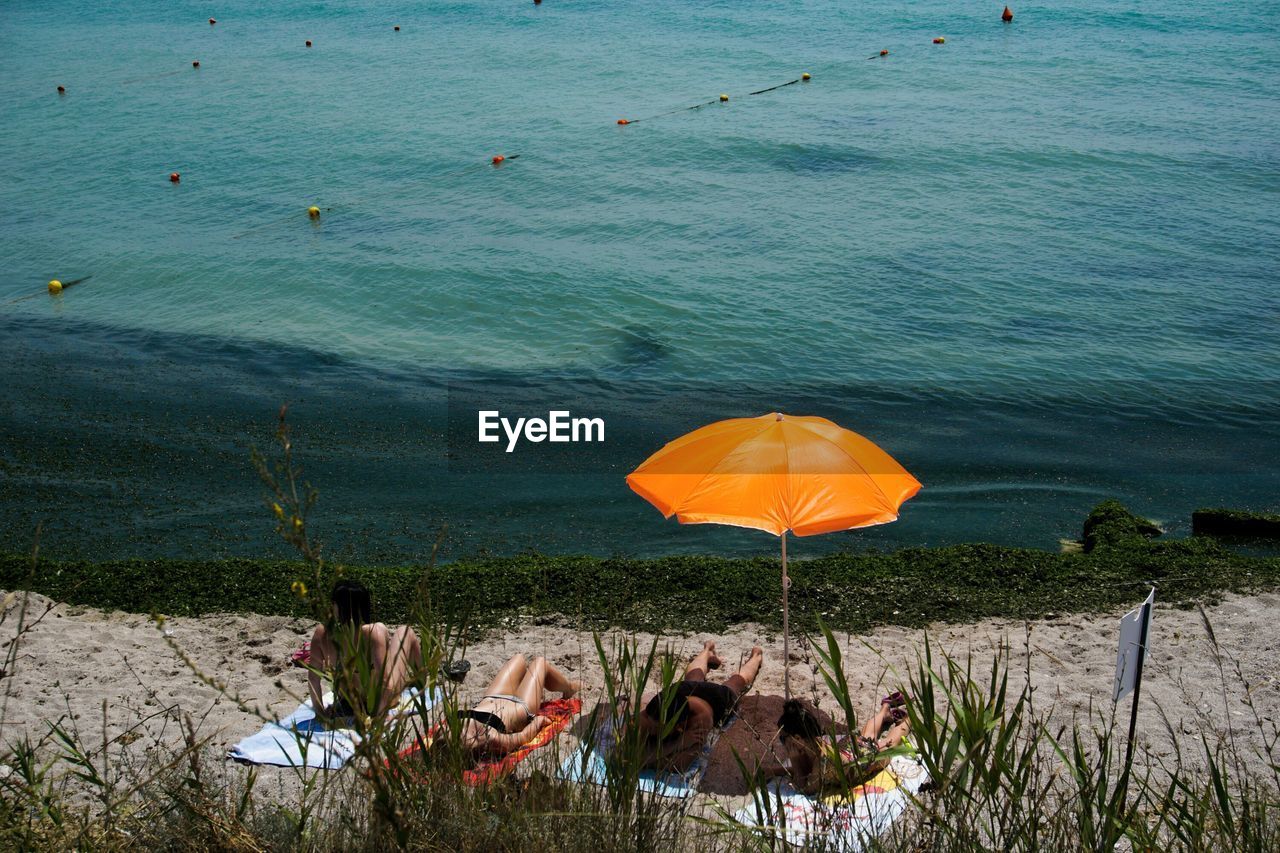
<box><xmin>396</xmin><ymin>697</ymin><xmax>581</xmax><ymax>786</ymax></box>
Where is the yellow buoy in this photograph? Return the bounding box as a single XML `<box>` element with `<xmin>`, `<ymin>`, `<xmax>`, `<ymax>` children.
<box><xmin>719</xmin><ymin>93</ymin><xmax>729</xmax><ymax>102</ymax></box>
<box><xmin>801</xmin><ymin>72</ymin><xmax>811</xmax><ymax>80</ymax></box>
<box><xmin>48</xmin><ymin>279</ymin><xmax>62</xmax><ymax>294</ymax></box>
<box><xmin>307</xmin><ymin>206</ymin><xmax>321</xmax><ymax>219</ymax></box>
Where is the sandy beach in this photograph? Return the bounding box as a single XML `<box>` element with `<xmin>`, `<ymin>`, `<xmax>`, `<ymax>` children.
<box><xmin>3</xmin><ymin>588</ymin><xmax>1276</xmax><ymax>810</ymax></box>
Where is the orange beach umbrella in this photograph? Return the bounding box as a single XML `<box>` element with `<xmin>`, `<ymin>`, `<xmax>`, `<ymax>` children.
<box><xmin>626</xmin><ymin>412</ymin><xmax>921</xmax><ymax>696</ymax></box>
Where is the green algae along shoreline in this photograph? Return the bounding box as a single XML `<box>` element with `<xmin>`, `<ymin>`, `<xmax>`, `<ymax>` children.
<box><xmin>4</xmin><ymin>503</ymin><xmax>1278</xmax><ymax>634</ymax></box>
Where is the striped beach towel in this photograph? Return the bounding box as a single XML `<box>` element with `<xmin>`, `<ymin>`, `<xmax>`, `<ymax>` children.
<box><xmin>732</xmin><ymin>752</ymin><xmax>930</xmax><ymax>850</ymax></box>
<box><xmin>396</xmin><ymin>697</ymin><xmax>582</xmax><ymax>786</ymax></box>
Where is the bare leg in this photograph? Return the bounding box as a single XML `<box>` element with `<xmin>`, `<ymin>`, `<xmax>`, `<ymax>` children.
<box><xmin>877</xmin><ymin>718</ymin><xmax>910</xmax><ymax>750</ymax></box>
<box><xmin>723</xmin><ymin>646</ymin><xmax>763</xmax><ymax>697</ymax></box>
<box><xmin>683</xmin><ymin>641</ymin><xmax>722</xmax><ymax>682</ymax></box>
<box><xmin>480</xmin><ymin>653</ymin><xmax>529</xmax><ymax>697</ymax></box>
<box><xmin>308</xmin><ymin>624</ymin><xmax>335</xmax><ymax>712</ymax></box>
<box><xmin>514</xmin><ymin>656</ymin><xmax>579</xmax><ymax>713</ymax></box>
<box><xmin>860</xmin><ymin>703</ymin><xmax>894</xmax><ymax>742</ymax></box>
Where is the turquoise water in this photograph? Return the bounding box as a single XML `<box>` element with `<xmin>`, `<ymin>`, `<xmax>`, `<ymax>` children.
<box><xmin>2</xmin><ymin>1</ymin><xmax>1278</xmax><ymax>560</ymax></box>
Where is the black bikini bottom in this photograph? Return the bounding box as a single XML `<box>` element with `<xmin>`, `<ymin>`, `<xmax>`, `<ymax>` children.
<box><xmin>463</xmin><ymin>709</ymin><xmax>508</xmax><ymax>734</ymax></box>
<box><xmin>645</xmin><ymin>680</ymin><xmax>738</xmax><ymax>727</ymax></box>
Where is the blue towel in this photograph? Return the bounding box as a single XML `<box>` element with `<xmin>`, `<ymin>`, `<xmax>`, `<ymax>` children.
<box><xmin>558</xmin><ymin>711</ymin><xmax>736</xmax><ymax>798</ymax></box>
<box><xmin>227</xmin><ymin>687</ymin><xmax>439</xmax><ymax>770</ymax></box>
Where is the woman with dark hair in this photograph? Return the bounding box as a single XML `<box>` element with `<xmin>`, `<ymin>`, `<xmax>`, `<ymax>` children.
<box><xmin>775</xmin><ymin>693</ymin><xmax>910</xmax><ymax>795</ymax></box>
<box><xmin>308</xmin><ymin>580</ymin><xmax>422</xmax><ymax>719</ymax></box>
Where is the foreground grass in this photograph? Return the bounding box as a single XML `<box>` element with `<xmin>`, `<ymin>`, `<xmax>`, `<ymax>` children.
<box><xmin>2</xmin><ymin>603</ymin><xmax>1276</xmax><ymax>851</ymax></box>
<box><xmin>2</xmin><ymin>503</ymin><xmax>1278</xmax><ymax>634</ymax></box>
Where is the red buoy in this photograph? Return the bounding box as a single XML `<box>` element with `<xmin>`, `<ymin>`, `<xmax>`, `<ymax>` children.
<box><xmin>305</xmin><ymin>40</ymin><xmax>312</xmax><ymax>47</ymax></box>
<box><xmin>169</xmin><ymin>172</ymin><xmax>180</xmax><ymax>183</ymax></box>
<box><xmin>192</xmin><ymin>60</ymin><xmax>200</xmax><ymax>68</ymax></box>
<box><xmin>57</xmin><ymin>85</ymin><xmax>66</xmax><ymax>94</ymax></box>
<box><xmin>492</xmin><ymin>155</ymin><xmax>505</xmax><ymax>165</ymax></box>
<box><xmin>880</xmin><ymin>49</ymin><xmax>889</xmax><ymax>56</ymax></box>
<box><xmin>617</xmin><ymin>119</ymin><xmax>630</xmax><ymax>125</ymax></box>
<box><xmin>208</xmin><ymin>18</ymin><xmax>216</xmax><ymax>25</ymax></box>
<box><xmin>1002</xmin><ymin>6</ymin><xmax>1013</xmax><ymax>22</ymax></box>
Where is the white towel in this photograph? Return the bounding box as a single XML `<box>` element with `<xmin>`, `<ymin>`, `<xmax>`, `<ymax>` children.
<box><xmin>227</xmin><ymin>687</ymin><xmax>439</xmax><ymax>770</ymax></box>
<box><xmin>732</xmin><ymin>754</ymin><xmax>930</xmax><ymax>850</ymax></box>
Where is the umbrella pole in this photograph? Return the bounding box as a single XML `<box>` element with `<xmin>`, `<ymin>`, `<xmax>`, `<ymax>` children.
<box><xmin>781</xmin><ymin>530</ymin><xmax>790</xmax><ymax>699</ymax></box>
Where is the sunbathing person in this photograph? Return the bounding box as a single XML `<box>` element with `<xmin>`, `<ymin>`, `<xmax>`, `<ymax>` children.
<box><xmin>775</xmin><ymin>692</ymin><xmax>911</xmax><ymax>795</ymax></box>
<box><xmin>307</xmin><ymin>580</ymin><xmax>422</xmax><ymax>720</ymax></box>
<box><xmin>624</xmin><ymin>641</ymin><xmax>763</xmax><ymax>773</ymax></box>
<box><xmin>443</xmin><ymin>653</ymin><xmax>580</xmax><ymax>757</ymax></box>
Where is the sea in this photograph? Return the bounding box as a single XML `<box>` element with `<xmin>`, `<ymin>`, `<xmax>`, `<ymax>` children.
<box><xmin>2</xmin><ymin>0</ymin><xmax>1278</xmax><ymax>563</ymax></box>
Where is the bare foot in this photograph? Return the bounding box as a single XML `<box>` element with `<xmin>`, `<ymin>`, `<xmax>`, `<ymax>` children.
<box><xmin>703</xmin><ymin>640</ymin><xmax>722</xmax><ymax>669</ymax></box>
<box><xmin>749</xmin><ymin>646</ymin><xmax>763</xmax><ymax>661</ymax></box>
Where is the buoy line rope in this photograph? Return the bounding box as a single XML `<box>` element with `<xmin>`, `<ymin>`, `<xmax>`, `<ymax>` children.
<box><xmin>121</xmin><ymin>69</ymin><xmax>189</xmax><ymax>85</ymax></box>
<box><xmin>616</xmin><ymin>74</ymin><xmax>810</xmax><ymax>125</ymax></box>
<box><xmin>230</xmin><ymin>155</ymin><xmax>520</xmax><ymax>240</ymax></box>
<box><xmin>230</xmin><ymin>207</ymin><xmax>336</xmax><ymax>240</ymax></box>
<box><xmin>618</xmin><ymin>97</ymin><xmax>722</xmax><ymax>125</ymax></box>
<box><xmin>3</xmin><ymin>275</ymin><xmax>93</xmax><ymax>307</ymax></box>
<box><xmin>746</xmin><ymin>77</ymin><xmax>802</xmax><ymax>96</ymax></box>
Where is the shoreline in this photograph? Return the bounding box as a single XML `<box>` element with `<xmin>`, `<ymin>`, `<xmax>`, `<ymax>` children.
<box><xmin>5</xmin><ymin>502</ymin><xmax>1278</xmax><ymax>637</ymax></box>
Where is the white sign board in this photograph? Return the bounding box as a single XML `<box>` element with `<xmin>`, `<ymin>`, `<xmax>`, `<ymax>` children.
<box><xmin>1113</xmin><ymin>588</ymin><xmax>1155</xmax><ymax>703</ymax></box>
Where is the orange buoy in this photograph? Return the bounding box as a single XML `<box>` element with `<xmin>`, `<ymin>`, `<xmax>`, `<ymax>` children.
<box><xmin>617</xmin><ymin>119</ymin><xmax>630</xmax><ymax>125</ymax></box>
<box><xmin>492</xmin><ymin>155</ymin><xmax>505</xmax><ymax>165</ymax></box>
<box><xmin>1002</xmin><ymin>5</ymin><xmax>1013</xmax><ymax>22</ymax></box>
<box><xmin>305</xmin><ymin>40</ymin><xmax>312</xmax><ymax>47</ymax></box>
<box><xmin>192</xmin><ymin>60</ymin><xmax>200</xmax><ymax>68</ymax></box>
<box><xmin>880</xmin><ymin>49</ymin><xmax>889</xmax><ymax>56</ymax></box>
<box><xmin>169</xmin><ymin>172</ymin><xmax>180</xmax><ymax>183</ymax></box>
<box><xmin>57</xmin><ymin>85</ymin><xmax>66</xmax><ymax>94</ymax></box>
<box><xmin>208</xmin><ymin>17</ymin><xmax>216</xmax><ymax>25</ymax></box>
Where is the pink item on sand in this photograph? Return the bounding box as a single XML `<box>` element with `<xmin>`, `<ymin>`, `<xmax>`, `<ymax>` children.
<box><xmin>290</xmin><ymin>641</ymin><xmax>311</xmax><ymax>667</ymax></box>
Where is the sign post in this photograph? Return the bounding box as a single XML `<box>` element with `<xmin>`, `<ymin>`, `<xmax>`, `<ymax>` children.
<box><xmin>1114</xmin><ymin>588</ymin><xmax>1155</xmax><ymax>782</ymax></box>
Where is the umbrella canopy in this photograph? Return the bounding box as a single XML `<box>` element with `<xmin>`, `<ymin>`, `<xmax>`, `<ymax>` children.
<box><xmin>626</xmin><ymin>412</ymin><xmax>920</xmax><ymax>695</ymax></box>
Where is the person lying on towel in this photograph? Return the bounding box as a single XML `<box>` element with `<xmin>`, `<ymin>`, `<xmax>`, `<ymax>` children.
<box><xmin>774</xmin><ymin>692</ymin><xmax>911</xmax><ymax>795</ymax></box>
<box><xmin>307</xmin><ymin>580</ymin><xmax>423</xmax><ymax>720</ymax></box>
<box><xmin>622</xmin><ymin>641</ymin><xmax>762</xmax><ymax>773</ymax></box>
<box><xmin>441</xmin><ymin>654</ymin><xmax>580</xmax><ymax>757</ymax></box>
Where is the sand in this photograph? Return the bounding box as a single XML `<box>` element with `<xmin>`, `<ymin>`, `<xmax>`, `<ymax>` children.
<box><xmin>2</xmin><ymin>589</ymin><xmax>1277</xmax><ymax>809</ymax></box>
